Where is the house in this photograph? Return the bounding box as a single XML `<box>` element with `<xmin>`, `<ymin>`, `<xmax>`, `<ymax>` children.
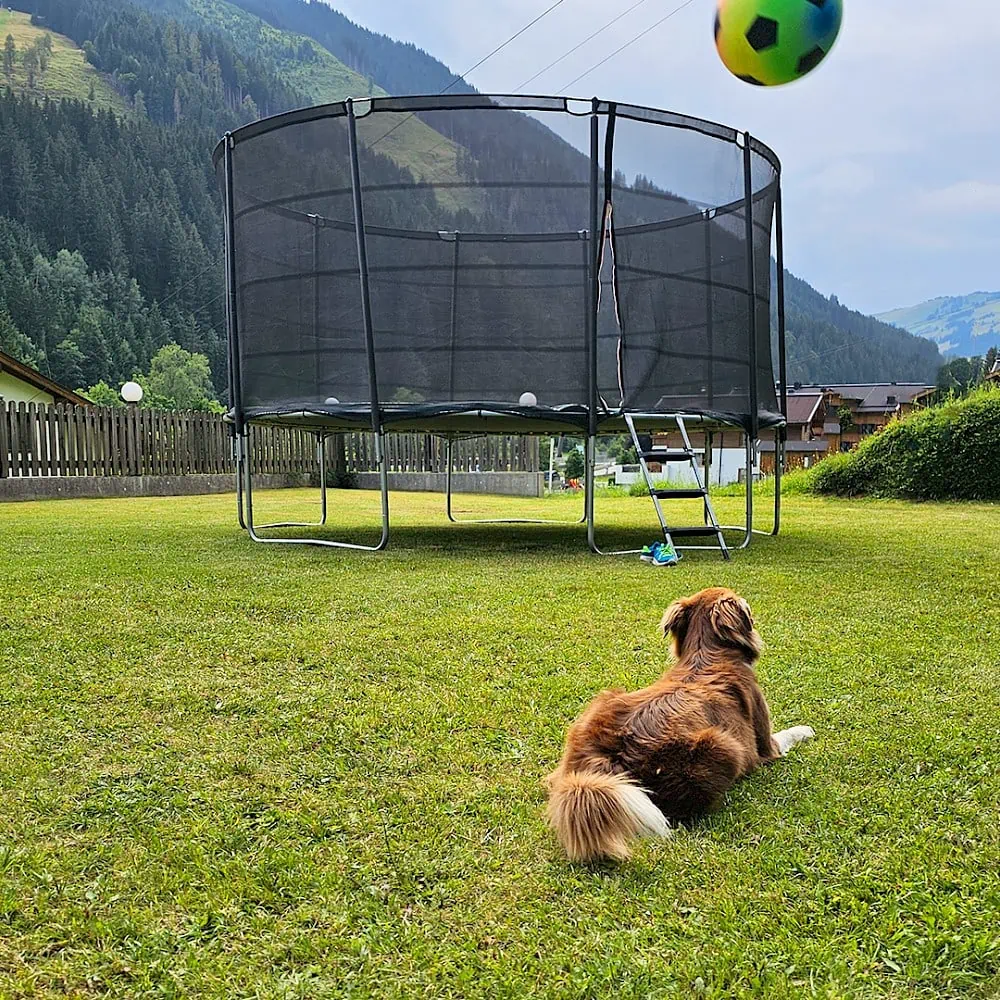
<box><xmin>758</xmin><ymin>386</ymin><xmax>845</xmax><ymax>473</ymax></box>
<box><xmin>824</xmin><ymin>383</ymin><xmax>934</xmax><ymax>449</ymax></box>
<box><xmin>650</xmin><ymin>381</ymin><xmax>935</xmax><ymax>479</ymax></box>
<box><xmin>988</xmin><ymin>359</ymin><xmax>1000</xmax><ymax>383</ymax></box>
<box><xmin>0</xmin><ymin>350</ymin><xmax>91</xmax><ymax>407</ymax></box>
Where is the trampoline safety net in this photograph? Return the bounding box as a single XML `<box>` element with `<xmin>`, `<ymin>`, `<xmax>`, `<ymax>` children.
<box><xmin>217</xmin><ymin>95</ymin><xmax>783</xmax><ymax>434</ymax></box>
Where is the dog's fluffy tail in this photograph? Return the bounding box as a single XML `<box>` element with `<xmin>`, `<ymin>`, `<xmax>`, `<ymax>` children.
<box><xmin>546</xmin><ymin>770</ymin><xmax>670</xmax><ymax>862</ymax></box>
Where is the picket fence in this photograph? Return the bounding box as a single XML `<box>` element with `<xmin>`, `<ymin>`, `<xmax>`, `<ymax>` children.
<box><xmin>0</xmin><ymin>402</ymin><xmax>538</xmax><ymax>478</ymax></box>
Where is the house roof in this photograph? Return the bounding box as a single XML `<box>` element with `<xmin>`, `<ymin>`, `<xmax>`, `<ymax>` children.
<box><xmin>792</xmin><ymin>383</ymin><xmax>934</xmax><ymax>413</ymax></box>
<box><xmin>784</xmin><ymin>392</ymin><xmax>825</xmax><ymax>426</ymax></box>
<box><xmin>0</xmin><ymin>349</ymin><xmax>91</xmax><ymax>406</ymax></box>
<box><xmin>989</xmin><ymin>360</ymin><xmax>1000</xmax><ymax>380</ymax></box>
<box><xmin>758</xmin><ymin>439</ymin><xmax>830</xmax><ymax>453</ymax></box>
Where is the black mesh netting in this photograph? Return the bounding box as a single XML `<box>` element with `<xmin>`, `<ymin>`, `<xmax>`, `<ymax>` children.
<box><xmin>218</xmin><ymin>96</ymin><xmax>782</xmax><ymax>433</ymax></box>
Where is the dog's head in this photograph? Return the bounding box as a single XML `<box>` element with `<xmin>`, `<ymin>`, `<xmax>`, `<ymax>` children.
<box><xmin>658</xmin><ymin>587</ymin><xmax>762</xmax><ymax>661</ymax></box>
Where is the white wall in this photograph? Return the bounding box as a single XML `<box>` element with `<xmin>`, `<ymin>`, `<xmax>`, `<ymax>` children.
<box><xmin>609</xmin><ymin>448</ymin><xmax>755</xmax><ymax>488</ymax></box>
<box><xmin>0</xmin><ymin>371</ymin><xmax>55</xmax><ymax>406</ymax></box>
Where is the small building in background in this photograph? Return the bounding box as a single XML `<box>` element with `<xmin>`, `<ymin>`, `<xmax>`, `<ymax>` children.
<box><xmin>0</xmin><ymin>350</ymin><xmax>91</xmax><ymax>407</ymax></box>
<box><xmin>649</xmin><ymin>381</ymin><xmax>936</xmax><ymax>481</ymax></box>
<box><xmin>826</xmin><ymin>383</ymin><xmax>933</xmax><ymax>450</ymax></box>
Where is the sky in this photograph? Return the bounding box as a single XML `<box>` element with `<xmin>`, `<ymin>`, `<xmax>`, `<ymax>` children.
<box><xmin>331</xmin><ymin>0</ymin><xmax>999</xmax><ymax>316</ymax></box>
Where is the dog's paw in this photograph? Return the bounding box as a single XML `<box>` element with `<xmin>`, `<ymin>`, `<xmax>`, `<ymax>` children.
<box><xmin>774</xmin><ymin>726</ymin><xmax>815</xmax><ymax>755</ymax></box>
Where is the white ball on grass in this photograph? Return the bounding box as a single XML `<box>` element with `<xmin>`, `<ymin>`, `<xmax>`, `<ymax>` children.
<box><xmin>519</xmin><ymin>391</ymin><xmax>537</xmax><ymax>407</ymax></box>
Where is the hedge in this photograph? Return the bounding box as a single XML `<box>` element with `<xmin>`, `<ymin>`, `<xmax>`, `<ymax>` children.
<box><xmin>810</xmin><ymin>385</ymin><xmax>1000</xmax><ymax>501</ymax></box>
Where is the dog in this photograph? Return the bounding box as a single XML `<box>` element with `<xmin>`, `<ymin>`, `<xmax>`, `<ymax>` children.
<box><xmin>545</xmin><ymin>587</ymin><xmax>814</xmax><ymax>862</ymax></box>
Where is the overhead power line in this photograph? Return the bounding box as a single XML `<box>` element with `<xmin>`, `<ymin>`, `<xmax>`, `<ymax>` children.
<box><xmin>369</xmin><ymin>0</ymin><xmax>570</xmax><ymax>151</ymax></box>
<box><xmin>561</xmin><ymin>0</ymin><xmax>698</xmax><ymax>92</ymax></box>
<box><xmin>516</xmin><ymin>0</ymin><xmax>653</xmax><ymax>93</ymax></box>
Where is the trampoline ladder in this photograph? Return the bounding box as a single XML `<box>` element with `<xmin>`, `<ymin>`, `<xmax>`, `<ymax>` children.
<box><xmin>624</xmin><ymin>413</ymin><xmax>730</xmax><ymax>561</ymax></box>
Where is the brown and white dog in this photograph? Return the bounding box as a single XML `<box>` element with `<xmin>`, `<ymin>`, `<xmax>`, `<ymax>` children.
<box><xmin>545</xmin><ymin>587</ymin><xmax>814</xmax><ymax>862</ymax></box>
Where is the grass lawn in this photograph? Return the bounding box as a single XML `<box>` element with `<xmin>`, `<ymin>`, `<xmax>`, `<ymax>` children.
<box><xmin>0</xmin><ymin>9</ymin><xmax>128</xmax><ymax>115</ymax></box>
<box><xmin>1</xmin><ymin>489</ymin><xmax>998</xmax><ymax>998</ymax></box>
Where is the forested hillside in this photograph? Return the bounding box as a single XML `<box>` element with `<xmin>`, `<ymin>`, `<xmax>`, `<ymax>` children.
<box><xmin>0</xmin><ymin>0</ymin><xmax>942</xmax><ymax>403</ymax></box>
<box><xmin>0</xmin><ymin>92</ymin><xmax>227</xmax><ymax>388</ymax></box>
<box><xmin>779</xmin><ymin>269</ymin><xmax>942</xmax><ymax>384</ymax></box>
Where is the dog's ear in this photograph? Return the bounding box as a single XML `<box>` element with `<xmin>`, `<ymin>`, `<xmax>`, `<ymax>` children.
<box><xmin>659</xmin><ymin>599</ymin><xmax>689</xmax><ymax>654</ymax></box>
<box><xmin>709</xmin><ymin>594</ymin><xmax>762</xmax><ymax>658</ymax></box>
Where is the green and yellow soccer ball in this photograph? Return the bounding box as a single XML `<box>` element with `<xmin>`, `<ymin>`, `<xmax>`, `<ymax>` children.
<box><xmin>714</xmin><ymin>0</ymin><xmax>843</xmax><ymax>87</ymax></box>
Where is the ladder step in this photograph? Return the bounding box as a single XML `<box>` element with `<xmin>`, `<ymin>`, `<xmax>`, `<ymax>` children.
<box><xmin>641</xmin><ymin>451</ymin><xmax>693</xmax><ymax>462</ymax></box>
<box><xmin>651</xmin><ymin>488</ymin><xmax>706</xmax><ymax>500</ymax></box>
<box><xmin>668</xmin><ymin>526</ymin><xmax>725</xmax><ymax>538</ymax></box>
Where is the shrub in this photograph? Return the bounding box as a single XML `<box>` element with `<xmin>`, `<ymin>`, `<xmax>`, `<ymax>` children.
<box><xmin>811</xmin><ymin>385</ymin><xmax>1000</xmax><ymax>501</ymax></box>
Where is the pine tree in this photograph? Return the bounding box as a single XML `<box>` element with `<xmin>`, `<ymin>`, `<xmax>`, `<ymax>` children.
<box><xmin>3</xmin><ymin>35</ymin><xmax>15</xmax><ymax>78</ymax></box>
<box><xmin>23</xmin><ymin>44</ymin><xmax>39</xmax><ymax>89</ymax></box>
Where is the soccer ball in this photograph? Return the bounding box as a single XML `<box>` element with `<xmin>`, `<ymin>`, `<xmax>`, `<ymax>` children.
<box><xmin>714</xmin><ymin>0</ymin><xmax>843</xmax><ymax>87</ymax></box>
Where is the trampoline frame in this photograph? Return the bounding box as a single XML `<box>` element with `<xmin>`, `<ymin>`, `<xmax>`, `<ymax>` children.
<box><xmin>220</xmin><ymin>95</ymin><xmax>789</xmax><ymax>555</ymax></box>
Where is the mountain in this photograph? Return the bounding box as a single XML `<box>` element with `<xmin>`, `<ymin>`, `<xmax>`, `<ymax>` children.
<box><xmin>1</xmin><ymin>0</ymin><xmax>944</xmax><ymax>400</ymax></box>
<box><xmin>877</xmin><ymin>292</ymin><xmax>1000</xmax><ymax>359</ymax></box>
<box><xmin>779</xmin><ymin>270</ymin><xmax>942</xmax><ymax>384</ymax></box>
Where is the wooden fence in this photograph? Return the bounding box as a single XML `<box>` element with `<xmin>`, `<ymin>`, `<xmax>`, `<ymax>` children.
<box><xmin>0</xmin><ymin>402</ymin><xmax>538</xmax><ymax>478</ymax></box>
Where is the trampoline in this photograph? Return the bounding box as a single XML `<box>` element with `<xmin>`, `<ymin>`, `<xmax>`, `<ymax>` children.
<box><xmin>215</xmin><ymin>94</ymin><xmax>789</xmax><ymax>556</ymax></box>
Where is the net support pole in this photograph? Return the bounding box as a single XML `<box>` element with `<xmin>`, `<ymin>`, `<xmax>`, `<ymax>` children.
<box><xmin>223</xmin><ymin>132</ymin><xmax>248</xmax><ymax>530</ymax></box>
<box><xmin>346</xmin><ymin>98</ymin><xmax>389</xmax><ymax>550</ymax></box>
<box><xmin>311</xmin><ymin>213</ymin><xmax>322</xmax><ymax>403</ymax></box>
<box><xmin>742</xmin><ymin>134</ymin><xmax>760</xmax><ymax>439</ymax></box>
<box><xmin>586</xmin><ymin>99</ymin><xmax>601</xmax><ymax>552</ymax></box>
<box><xmin>773</xmin><ymin>177</ymin><xmax>787</xmax><ymax>536</ymax></box>
<box><xmin>775</xmin><ymin>181</ymin><xmax>788</xmax><ymax>433</ymax></box>
<box><xmin>446</xmin><ymin>231</ymin><xmax>460</xmax><ymax>401</ymax></box>
<box><xmin>741</xmin><ymin>133</ymin><xmax>759</xmax><ymax>548</ymax></box>
<box><xmin>703</xmin><ymin>209</ymin><xmax>715</xmax><ymax>411</ymax></box>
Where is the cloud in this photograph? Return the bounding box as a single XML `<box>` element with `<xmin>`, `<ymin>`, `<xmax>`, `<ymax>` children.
<box><xmin>916</xmin><ymin>181</ymin><xmax>1000</xmax><ymax>216</ymax></box>
<box><xmin>800</xmin><ymin>161</ymin><xmax>877</xmax><ymax>198</ymax></box>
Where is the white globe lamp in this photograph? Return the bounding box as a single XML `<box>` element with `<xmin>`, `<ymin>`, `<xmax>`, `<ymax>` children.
<box><xmin>518</xmin><ymin>391</ymin><xmax>537</xmax><ymax>407</ymax></box>
<box><xmin>121</xmin><ymin>381</ymin><xmax>143</xmax><ymax>405</ymax></box>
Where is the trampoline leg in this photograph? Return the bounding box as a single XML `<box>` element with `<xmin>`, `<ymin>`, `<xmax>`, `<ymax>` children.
<box><xmin>445</xmin><ymin>437</ymin><xmax>457</xmax><ymax>523</ymax></box>
<box><xmin>717</xmin><ymin>432</ymin><xmax>781</xmax><ymax>544</ymax></box>
<box><xmin>586</xmin><ymin>435</ymin><xmax>597</xmax><ymax>552</ymax></box>
<box><xmin>242</xmin><ymin>426</ymin><xmax>389</xmax><ymax>551</ymax></box>
<box><xmin>772</xmin><ymin>429</ymin><xmax>782</xmax><ymax>536</ymax></box>
<box><xmin>234</xmin><ymin>429</ymin><xmax>247</xmax><ymax>531</ymax></box>
<box><xmin>446</xmin><ymin>435</ymin><xmax>585</xmax><ymax>526</ymax></box>
<box><xmin>738</xmin><ymin>433</ymin><xmax>754</xmax><ymax>549</ymax></box>
<box><xmin>255</xmin><ymin>432</ymin><xmax>330</xmax><ymax>529</ymax></box>
<box><xmin>587</xmin><ymin>435</ymin><xmax>643</xmax><ymax>556</ymax></box>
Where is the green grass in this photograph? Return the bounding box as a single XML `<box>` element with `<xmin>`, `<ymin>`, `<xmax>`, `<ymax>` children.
<box><xmin>1</xmin><ymin>489</ymin><xmax>999</xmax><ymax>998</ymax></box>
<box><xmin>0</xmin><ymin>10</ymin><xmax>128</xmax><ymax>114</ymax></box>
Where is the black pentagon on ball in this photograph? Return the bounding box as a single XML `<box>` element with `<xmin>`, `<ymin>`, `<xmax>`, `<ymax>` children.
<box><xmin>737</xmin><ymin>73</ymin><xmax>766</xmax><ymax>86</ymax></box>
<box><xmin>796</xmin><ymin>45</ymin><xmax>826</xmax><ymax>75</ymax></box>
<box><xmin>745</xmin><ymin>16</ymin><xmax>778</xmax><ymax>52</ymax></box>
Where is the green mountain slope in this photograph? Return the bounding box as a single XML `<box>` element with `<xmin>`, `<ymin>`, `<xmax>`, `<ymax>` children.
<box><xmin>0</xmin><ymin>9</ymin><xmax>127</xmax><ymax>113</ymax></box>
<box><xmin>877</xmin><ymin>292</ymin><xmax>1000</xmax><ymax>358</ymax></box>
<box><xmin>133</xmin><ymin>0</ymin><xmax>475</xmax><ymax>209</ymax></box>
